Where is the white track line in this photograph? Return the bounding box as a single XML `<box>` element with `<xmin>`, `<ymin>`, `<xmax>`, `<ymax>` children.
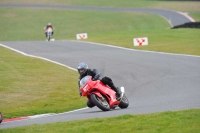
<box><xmin>177</xmin><ymin>11</ymin><xmax>195</xmax><ymax>22</ymax></box>
<box><xmin>2</xmin><ymin>107</ymin><xmax>89</xmax><ymax>123</ymax></box>
<box><xmin>28</xmin><ymin>107</ymin><xmax>89</xmax><ymax>119</ymax></box>
<box><xmin>0</xmin><ymin>43</ymin><xmax>77</xmax><ymax>71</ymax></box>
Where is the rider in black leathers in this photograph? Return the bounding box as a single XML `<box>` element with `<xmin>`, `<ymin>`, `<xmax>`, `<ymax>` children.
<box><xmin>77</xmin><ymin>62</ymin><xmax>122</xmax><ymax>108</ymax></box>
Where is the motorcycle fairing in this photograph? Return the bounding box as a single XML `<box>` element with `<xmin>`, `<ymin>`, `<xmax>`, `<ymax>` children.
<box><xmin>89</xmin><ymin>81</ymin><xmax>120</xmax><ymax>107</ymax></box>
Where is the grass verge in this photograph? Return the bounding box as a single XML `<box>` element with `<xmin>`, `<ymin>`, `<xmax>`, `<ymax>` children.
<box><xmin>0</xmin><ymin>46</ymin><xmax>85</xmax><ymax>119</ymax></box>
<box><xmin>0</xmin><ymin>8</ymin><xmax>199</xmax><ymax>56</ymax></box>
<box><xmin>0</xmin><ymin>8</ymin><xmax>170</xmax><ymax>41</ymax></box>
<box><xmin>0</xmin><ymin>109</ymin><xmax>200</xmax><ymax>133</ymax></box>
<box><xmin>86</xmin><ymin>29</ymin><xmax>200</xmax><ymax>56</ymax></box>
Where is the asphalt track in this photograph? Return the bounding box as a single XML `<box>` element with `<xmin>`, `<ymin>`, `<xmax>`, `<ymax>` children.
<box><xmin>0</xmin><ymin>40</ymin><xmax>200</xmax><ymax>129</ymax></box>
<box><xmin>0</xmin><ymin>5</ymin><xmax>199</xmax><ymax>129</ymax></box>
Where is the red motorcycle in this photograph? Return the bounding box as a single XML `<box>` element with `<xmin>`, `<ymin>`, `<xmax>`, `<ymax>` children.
<box><xmin>80</xmin><ymin>76</ymin><xmax>129</xmax><ymax>111</ymax></box>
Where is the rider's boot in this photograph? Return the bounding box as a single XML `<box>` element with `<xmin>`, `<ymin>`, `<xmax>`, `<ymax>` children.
<box><xmin>111</xmin><ymin>85</ymin><xmax>123</xmax><ymax>101</ymax></box>
<box><xmin>87</xmin><ymin>100</ymin><xmax>95</xmax><ymax>108</ymax></box>
<box><xmin>116</xmin><ymin>88</ymin><xmax>124</xmax><ymax>101</ymax></box>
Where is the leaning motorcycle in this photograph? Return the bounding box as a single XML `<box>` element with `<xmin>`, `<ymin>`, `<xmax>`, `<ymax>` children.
<box><xmin>80</xmin><ymin>76</ymin><xmax>129</xmax><ymax>111</ymax></box>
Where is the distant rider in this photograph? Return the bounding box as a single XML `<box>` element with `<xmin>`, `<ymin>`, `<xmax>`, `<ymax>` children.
<box><xmin>43</xmin><ymin>23</ymin><xmax>54</xmax><ymax>38</ymax></box>
<box><xmin>77</xmin><ymin>62</ymin><xmax>123</xmax><ymax>108</ymax></box>
<box><xmin>0</xmin><ymin>112</ymin><xmax>2</xmax><ymax>123</ymax></box>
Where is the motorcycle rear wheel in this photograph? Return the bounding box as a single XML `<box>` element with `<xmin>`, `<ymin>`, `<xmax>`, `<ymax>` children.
<box><xmin>91</xmin><ymin>94</ymin><xmax>110</xmax><ymax>111</ymax></box>
<box><xmin>119</xmin><ymin>95</ymin><xmax>129</xmax><ymax>108</ymax></box>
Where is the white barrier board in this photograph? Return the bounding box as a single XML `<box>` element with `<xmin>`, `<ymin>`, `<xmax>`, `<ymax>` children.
<box><xmin>76</xmin><ymin>33</ymin><xmax>88</xmax><ymax>40</ymax></box>
<box><xmin>133</xmin><ymin>37</ymin><xmax>148</xmax><ymax>46</ymax></box>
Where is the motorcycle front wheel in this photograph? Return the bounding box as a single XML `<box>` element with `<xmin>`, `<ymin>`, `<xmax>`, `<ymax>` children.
<box><xmin>119</xmin><ymin>95</ymin><xmax>129</xmax><ymax>109</ymax></box>
<box><xmin>91</xmin><ymin>94</ymin><xmax>110</xmax><ymax>111</ymax></box>
<box><xmin>48</xmin><ymin>36</ymin><xmax>51</xmax><ymax>41</ymax></box>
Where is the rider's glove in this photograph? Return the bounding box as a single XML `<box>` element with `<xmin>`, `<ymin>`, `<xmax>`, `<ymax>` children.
<box><xmin>92</xmin><ymin>75</ymin><xmax>99</xmax><ymax>81</ymax></box>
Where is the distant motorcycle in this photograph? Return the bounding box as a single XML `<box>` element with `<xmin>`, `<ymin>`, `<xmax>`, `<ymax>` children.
<box><xmin>46</xmin><ymin>27</ymin><xmax>54</xmax><ymax>41</ymax></box>
<box><xmin>80</xmin><ymin>76</ymin><xmax>129</xmax><ymax>111</ymax></box>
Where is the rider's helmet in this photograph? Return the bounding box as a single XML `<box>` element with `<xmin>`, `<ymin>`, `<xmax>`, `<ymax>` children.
<box><xmin>47</xmin><ymin>23</ymin><xmax>52</xmax><ymax>27</ymax></box>
<box><xmin>77</xmin><ymin>62</ymin><xmax>88</xmax><ymax>76</ymax></box>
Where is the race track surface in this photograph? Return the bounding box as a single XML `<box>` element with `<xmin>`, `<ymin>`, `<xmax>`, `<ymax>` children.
<box><xmin>0</xmin><ymin>40</ymin><xmax>200</xmax><ymax>129</ymax></box>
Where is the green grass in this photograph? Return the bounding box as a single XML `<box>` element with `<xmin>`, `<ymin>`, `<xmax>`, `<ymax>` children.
<box><xmin>0</xmin><ymin>47</ymin><xmax>85</xmax><ymax>119</ymax></box>
<box><xmin>0</xmin><ymin>8</ymin><xmax>199</xmax><ymax>56</ymax></box>
<box><xmin>1</xmin><ymin>109</ymin><xmax>200</xmax><ymax>133</ymax></box>
<box><xmin>0</xmin><ymin>8</ymin><xmax>170</xmax><ymax>41</ymax></box>
<box><xmin>87</xmin><ymin>29</ymin><xmax>200</xmax><ymax>56</ymax></box>
<box><xmin>190</xmin><ymin>12</ymin><xmax>200</xmax><ymax>21</ymax></box>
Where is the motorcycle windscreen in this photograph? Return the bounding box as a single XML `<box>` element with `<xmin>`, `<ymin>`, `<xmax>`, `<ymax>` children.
<box><xmin>79</xmin><ymin>76</ymin><xmax>91</xmax><ymax>87</ymax></box>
